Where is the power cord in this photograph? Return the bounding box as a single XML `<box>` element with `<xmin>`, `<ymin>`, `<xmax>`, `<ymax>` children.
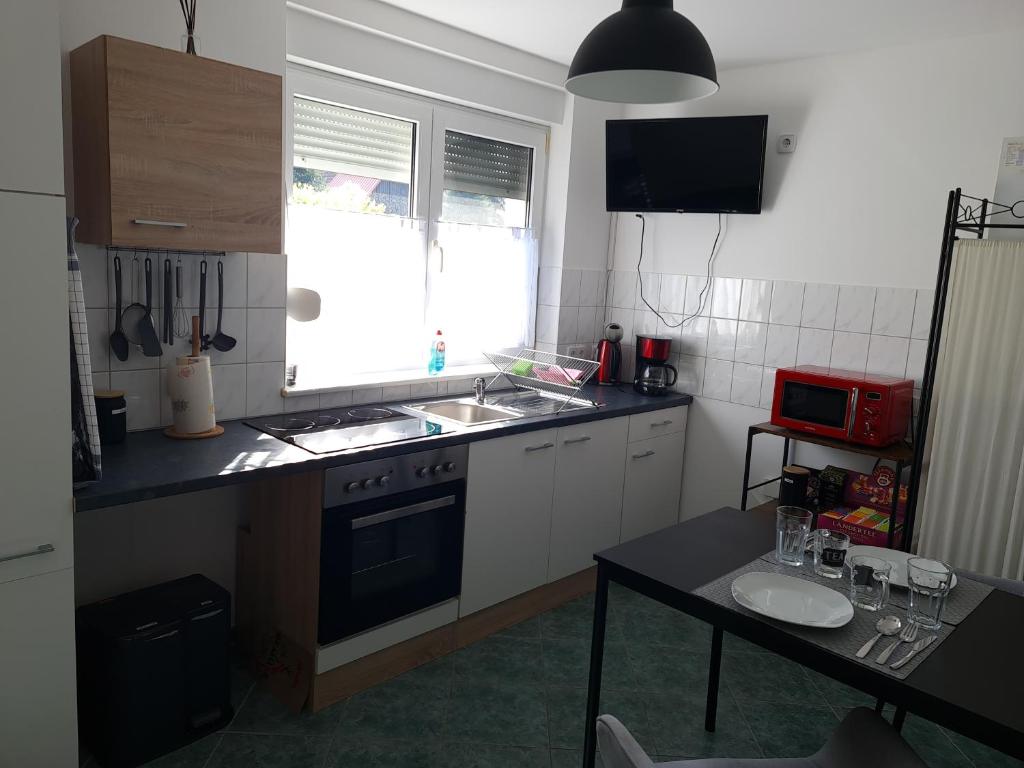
<box><xmin>635</xmin><ymin>212</ymin><xmax>724</xmax><ymax>329</ymax></box>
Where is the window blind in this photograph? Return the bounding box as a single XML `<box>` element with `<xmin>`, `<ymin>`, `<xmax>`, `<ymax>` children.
<box><xmin>293</xmin><ymin>96</ymin><xmax>414</xmax><ymax>183</ymax></box>
<box><xmin>443</xmin><ymin>131</ymin><xmax>533</xmax><ymax>200</ymax></box>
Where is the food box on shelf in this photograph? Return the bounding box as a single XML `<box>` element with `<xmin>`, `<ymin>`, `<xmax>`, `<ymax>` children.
<box><xmin>844</xmin><ymin>465</ymin><xmax>907</xmax><ymax>514</ymax></box>
<box><xmin>818</xmin><ymin>505</ymin><xmax>903</xmax><ymax>548</ymax></box>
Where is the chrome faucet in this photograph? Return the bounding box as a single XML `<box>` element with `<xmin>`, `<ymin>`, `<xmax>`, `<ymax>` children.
<box><xmin>474</xmin><ymin>377</ymin><xmax>486</xmax><ymax>404</ymax></box>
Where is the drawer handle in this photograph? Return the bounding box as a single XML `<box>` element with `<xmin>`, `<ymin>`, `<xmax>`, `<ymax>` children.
<box><xmin>132</xmin><ymin>218</ymin><xmax>188</xmax><ymax>228</ymax></box>
<box><xmin>632</xmin><ymin>450</ymin><xmax>656</xmax><ymax>459</ymax></box>
<box><xmin>564</xmin><ymin>436</ymin><xmax>592</xmax><ymax>445</ymax></box>
<box><xmin>525</xmin><ymin>442</ymin><xmax>555</xmax><ymax>452</ymax></box>
<box><xmin>0</xmin><ymin>543</ymin><xmax>55</xmax><ymax>564</ymax></box>
<box><xmin>650</xmin><ymin>419</ymin><xmax>673</xmax><ymax>427</ymax></box>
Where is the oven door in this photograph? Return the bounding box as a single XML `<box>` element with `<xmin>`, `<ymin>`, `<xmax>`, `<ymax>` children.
<box><xmin>318</xmin><ymin>480</ymin><xmax>465</xmax><ymax>646</ymax></box>
<box><xmin>772</xmin><ymin>379</ymin><xmax>853</xmax><ymax>439</ymax></box>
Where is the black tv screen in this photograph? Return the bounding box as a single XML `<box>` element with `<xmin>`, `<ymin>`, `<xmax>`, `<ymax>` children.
<box><xmin>606</xmin><ymin>115</ymin><xmax>769</xmax><ymax>214</ymax></box>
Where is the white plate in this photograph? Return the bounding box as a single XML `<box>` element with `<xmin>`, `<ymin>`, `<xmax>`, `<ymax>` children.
<box><xmin>846</xmin><ymin>545</ymin><xmax>957</xmax><ymax>590</ymax></box>
<box><xmin>731</xmin><ymin>572</ymin><xmax>854</xmax><ymax>629</ymax></box>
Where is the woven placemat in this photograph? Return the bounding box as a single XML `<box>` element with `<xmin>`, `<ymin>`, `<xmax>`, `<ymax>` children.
<box><xmin>695</xmin><ymin>558</ymin><xmax>953</xmax><ymax>680</ymax></box>
<box><xmin>756</xmin><ymin>551</ymin><xmax>993</xmax><ymax>625</ymax></box>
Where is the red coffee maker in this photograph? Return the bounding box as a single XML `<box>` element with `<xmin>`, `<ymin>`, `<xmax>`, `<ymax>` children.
<box><xmin>633</xmin><ymin>335</ymin><xmax>677</xmax><ymax>396</ymax></box>
<box><xmin>595</xmin><ymin>323</ymin><xmax>623</xmax><ymax>386</ymax></box>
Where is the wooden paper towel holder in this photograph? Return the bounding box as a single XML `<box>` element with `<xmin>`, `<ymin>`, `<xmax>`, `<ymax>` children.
<box><xmin>164</xmin><ymin>315</ymin><xmax>224</xmax><ymax>440</ymax></box>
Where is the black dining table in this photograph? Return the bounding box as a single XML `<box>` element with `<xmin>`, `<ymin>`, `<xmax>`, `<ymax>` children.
<box><xmin>582</xmin><ymin>504</ymin><xmax>1024</xmax><ymax>767</ymax></box>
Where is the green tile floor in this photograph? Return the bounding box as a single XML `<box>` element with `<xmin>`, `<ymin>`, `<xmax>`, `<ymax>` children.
<box><xmin>84</xmin><ymin>583</ymin><xmax>1022</xmax><ymax>768</ymax></box>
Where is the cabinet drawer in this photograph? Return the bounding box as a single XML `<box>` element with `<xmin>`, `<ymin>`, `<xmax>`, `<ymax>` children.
<box><xmin>620</xmin><ymin>432</ymin><xmax>686</xmax><ymax>542</ymax></box>
<box><xmin>628</xmin><ymin>406</ymin><xmax>688</xmax><ymax>443</ymax></box>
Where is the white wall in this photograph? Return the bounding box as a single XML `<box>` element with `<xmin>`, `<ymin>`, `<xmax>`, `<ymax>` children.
<box><xmin>610</xmin><ymin>28</ymin><xmax>1024</xmax><ymax>517</ymax></box>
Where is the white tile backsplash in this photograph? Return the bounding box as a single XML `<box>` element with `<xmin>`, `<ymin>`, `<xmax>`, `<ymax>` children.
<box><xmin>835</xmin><ymin>285</ymin><xmax>876</xmax><ymax>333</ymax></box>
<box><xmin>911</xmin><ymin>289</ymin><xmax>935</xmax><ymax>340</ymax></box>
<box><xmin>606</xmin><ymin>306</ymin><xmax>635</xmax><ymax>344</ymax></box>
<box><xmin>677</xmin><ymin>315</ymin><xmax>709</xmax><ymax>357</ymax></box>
<box><xmin>683</xmin><ymin>275</ymin><xmax>713</xmax><ymax>317</ymax></box>
<box><xmin>764</xmin><ymin>324</ymin><xmax>799</xmax><ymax>368</ymax></box>
<box><xmin>111</xmin><ymin>369</ymin><xmax>160</xmax><ymax>431</ymax></box>
<box><xmin>320</xmin><ymin>389</ymin><xmax>355</xmax><ymax>409</ymax></box>
<box><xmin>246</xmin><ymin>362</ymin><xmax>285</xmax><ymax>416</ymax></box>
<box><xmin>710</xmin><ymin>277</ymin><xmax>742</xmax><ymax>319</ymax></box>
<box><xmin>731</xmin><ymin>363</ymin><xmax>762</xmax><ymax>407</ymax></box>
<box><xmin>872</xmin><ymin>287</ymin><xmax>916</xmax><ymax>337</ymax></box>
<box><xmin>351</xmin><ymin>386</ymin><xmax>385</xmax><ymax>405</ymax></box>
<box><xmin>769</xmin><ymin>281</ymin><xmax>805</xmax><ymax>326</ymax></box>
<box><xmin>760</xmin><ymin>367</ymin><xmax>777</xmax><ymax>409</ymax></box>
<box><xmin>739</xmin><ymin>279</ymin><xmax>772</xmax><ymax>323</ymax></box>
<box><xmin>557</xmin><ymin>309</ymin><xmax>578</xmax><ymax>345</ymax></box>
<box><xmin>204</xmin><ymin>306</ymin><xmax>247</xmax><ymax>365</ymax></box>
<box><xmin>659</xmin><ymin>274</ymin><xmax>687</xmax><ymax>314</ymax></box>
<box><xmin>634</xmin><ymin>309</ymin><xmax>659</xmax><ymax>337</ymax></box>
<box><xmin>800</xmin><ymin>283</ymin><xmax>839</xmax><ymax>330</ymax></box>
<box><xmin>830</xmin><ymin>332</ymin><xmax>870</xmax><ymax>373</ymax></box>
<box><xmin>676</xmin><ymin>354</ymin><xmax>705</xmax><ymax>395</ymax></box>
<box><xmin>536</xmin><ymin>305</ymin><xmax>559</xmax><ymax>345</ymax></box>
<box><xmin>735</xmin><ymin>321</ymin><xmax>768</xmax><ymax>365</ymax></box>
<box><xmin>381</xmin><ymin>383</ymin><xmax>413</xmax><ymax>402</ymax></box>
<box><xmin>576</xmin><ymin>306</ymin><xmax>599</xmax><ymax>343</ymax></box>
<box><xmin>579</xmin><ymin>270</ymin><xmax>603</xmax><ymax>307</ymax></box>
<box><xmin>410</xmin><ymin>381</ymin><xmax>439</xmax><ymax>399</ymax></box>
<box><xmin>867</xmin><ymin>335</ymin><xmax>910</xmax><ymax>377</ymax></box>
<box><xmin>212</xmin><ymin>364</ymin><xmax>247</xmax><ymax>420</ymax></box>
<box><xmin>86</xmin><ymin>308</ymin><xmax>109</xmax><ymax>374</ymax></box>
<box><xmin>796</xmin><ymin>328</ymin><xmax>833</xmax><ymax>366</ymax></box>
<box><xmin>538</xmin><ymin>267</ymin><xmax>561</xmax><ymax>306</ymax></box>
<box><xmin>79</xmin><ymin>245</ymin><xmax>108</xmax><ymax>308</ymax></box>
<box><xmin>246</xmin><ymin>308</ymin><xmax>286</xmax><ymax>363</ymax></box>
<box><xmin>635</xmin><ymin>272</ymin><xmax>661</xmax><ymax>310</ymax></box>
<box><xmin>283</xmin><ymin>392</ymin><xmax>320</xmax><ymax>413</ymax></box>
<box><xmin>561</xmin><ymin>269</ymin><xmax>582</xmax><ymax>308</ymax></box>
<box><xmin>702</xmin><ymin>358</ymin><xmax>734</xmax><ymax>401</ymax></box>
<box><xmin>611</xmin><ymin>270</ymin><xmax>637</xmax><ymax>309</ymax></box>
<box><xmin>656</xmin><ymin>312</ymin><xmax>683</xmax><ymax>342</ymax></box>
<box><xmin>707</xmin><ymin>318</ymin><xmax>738</xmax><ymax>360</ymax></box>
<box><xmin>906</xmin><ymin>338</ymin><xmax>928</xmax><ymax>386</ymax></box>
<box><xmin>247</xmin><ymin>253</ymin><xmax>286</xmax><ymax>308</ymax></box>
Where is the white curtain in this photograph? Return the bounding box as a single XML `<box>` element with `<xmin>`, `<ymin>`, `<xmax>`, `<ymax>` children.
<box><xmin>429</xmin><ymin>222</ymin><xmax>538</xmax><ymax>365</ymax></box>
<box><xmin>917</xmin><ymin>239</ymin><xmax>1024</xmax><ymax>579</ymax></box>
<box><xmin>286</xmin><ymin>205</ymin><xmax>427</xmax><ymax>387</ymax></box>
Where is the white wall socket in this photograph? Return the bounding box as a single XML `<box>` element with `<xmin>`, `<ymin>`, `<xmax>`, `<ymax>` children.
<box><xmin>777</xmin><ymin>134</ymin><xmax>797</xmax><ymax>153</ymax></box>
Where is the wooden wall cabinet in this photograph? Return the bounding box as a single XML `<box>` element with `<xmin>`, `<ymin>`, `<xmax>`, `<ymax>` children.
<box><xmin>70</xmin><ymin>35</ymin><xmax>283</xmax><ymax>253</ymax></box>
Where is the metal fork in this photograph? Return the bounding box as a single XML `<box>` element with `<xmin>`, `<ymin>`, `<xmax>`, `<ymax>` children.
<box><xmin>876</xmin><ymin>621</ymin><xmax>919</xmax><ymax>665</ymax></box>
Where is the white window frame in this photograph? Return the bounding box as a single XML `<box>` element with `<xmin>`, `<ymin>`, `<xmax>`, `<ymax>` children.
<box><xmin>284</xmin><ymin>65</ymin><xmax>550</xmax><ymax>389</ymax></box>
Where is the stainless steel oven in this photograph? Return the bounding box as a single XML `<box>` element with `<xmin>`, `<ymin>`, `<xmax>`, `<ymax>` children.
<box><xmin>318</xmin><ymin>445</ymin><xmax>468</xmax><ymax>646</ymax></box>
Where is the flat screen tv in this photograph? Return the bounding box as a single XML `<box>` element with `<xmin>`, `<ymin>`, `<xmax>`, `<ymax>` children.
<box><xmin>606</xmin><ymin>115</ymin><xmax>769</xmax><ymax>214</ymax></box>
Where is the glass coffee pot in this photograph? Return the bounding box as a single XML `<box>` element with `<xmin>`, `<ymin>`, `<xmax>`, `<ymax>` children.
<box><xmin>635</xmin><ymin>362</ymin><xmax>677</xmax><ymax>396</ymax></box>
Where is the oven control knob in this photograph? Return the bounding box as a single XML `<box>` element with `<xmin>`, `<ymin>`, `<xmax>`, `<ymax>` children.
<box><xmin>344</xmin><ymin>481</ymin><xmax>360</xmax><ymax>493</ymax></box>
<box><xmin>416</xmin><ymin>467</ymin><xmax>429</xmax><ymax>478</ymax></box>
<box><xmin>431</xmin><ymin>465</ymin><xmax>443</xmax><ymax>475</ymax></box>
<box><xmin>863</xmin><ymin>406</ymin><xmax>880</xmax><ymax>417</ymax></box>
<box><xmin>360</xmin><ymin>478</ymin><xmax>373</xmax><ymax>490</ymax></box>
<box><xmin>443</xmin><ymin>462</ymin><xmax>456</xmax><ymax>473</ymax></box>
<box><xmin>376</xmin><ymin>475</ymin><xmax>390</xmax><ymax>487</ymax></box>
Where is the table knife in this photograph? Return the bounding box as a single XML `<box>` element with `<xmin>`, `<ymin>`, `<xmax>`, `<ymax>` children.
<box><xmin>890</xmin><ymin>635</ymin><xmax>937</xmax><ymax>670</ymax></box>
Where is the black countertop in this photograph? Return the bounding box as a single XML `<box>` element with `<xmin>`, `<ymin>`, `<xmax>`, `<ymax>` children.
<box><xmin>75</xmin><ymin>386</ymin><xmax>692</xmax><ymax>512</ymax></box>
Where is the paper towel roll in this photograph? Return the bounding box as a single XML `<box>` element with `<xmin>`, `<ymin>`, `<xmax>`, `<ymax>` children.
<box><xmin>169</xmin><ymin>355</ymin><xmax>216</xmax><ymax>434</ymax></box>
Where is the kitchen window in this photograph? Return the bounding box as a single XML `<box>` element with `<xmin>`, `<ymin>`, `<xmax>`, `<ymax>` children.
<box><xmin>285</xmin><ymin>69</ymin><xmax>546</xmax><ymax>391</ymax></box>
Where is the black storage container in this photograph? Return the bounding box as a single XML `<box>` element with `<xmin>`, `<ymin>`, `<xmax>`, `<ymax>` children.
<box><xmin>94</xmin><ymin>390</ymin><xmax>127</xmax><ymax>445</ymax></box>
<box><xmin>77</xmin><ymin>575</ymin><xmax>232</xmax><ymax>768</ymax></box>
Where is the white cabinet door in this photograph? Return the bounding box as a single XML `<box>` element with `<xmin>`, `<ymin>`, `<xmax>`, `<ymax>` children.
<box><xmin>0</xmin><ymin>0</ymin><xmax>64</xmax><ymax>195</ymax></box>
<box><xmin>548</xmin><ymin>417</ymin><xmax>628</xmax><ymax>582</ymax></box>
<box><xmin>461</xmin><ymin>429</ymin><xmax>557</xmax><ymax>616</ymax></box>
<box><xmin>0</xmin><ymin>568</ymin><xmax>78</xmax><ymax>768</ymax></box>
<box><xmin>620</xmin><ymin>432</ymin><xmax>687</xmax><ymax>542</ymax></box>
<box><xmin>0</xmin><ymin>192</ymin><xmax>73</xmax><ymax>584</ymax></box>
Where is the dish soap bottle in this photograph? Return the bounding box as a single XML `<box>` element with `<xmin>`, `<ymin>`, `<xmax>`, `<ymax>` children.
<box><xmin>428</xmin><ymin>329</ymin><xmax>446</xmax><ymax>375</ymax></box>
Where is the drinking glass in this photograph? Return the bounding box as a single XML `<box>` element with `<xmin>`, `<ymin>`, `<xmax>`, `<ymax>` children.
<box><xmin>847</xmin><ymin>555</ymin><xmax>892</xmax><ymax>611</ymax></box>
<box><xmin>775</xmin><ymin>506</ymin><xmax>812</xmax><ymax>567</ymax></box>
<box><xmin>907</xmin><ymin>557</ymin><xmax>953</xmax><ymax>630</ymax></box>
<box><xmin>813</xmin><ymin>529</ymin><xmax>851</xmax><ymax>579</ymax></box>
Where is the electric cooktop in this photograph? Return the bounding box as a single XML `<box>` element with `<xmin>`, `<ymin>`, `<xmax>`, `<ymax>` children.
<box><xmin>244</xmin><ymin>406</ymin><xmax>453</xmax><ymax>454</ymax></box>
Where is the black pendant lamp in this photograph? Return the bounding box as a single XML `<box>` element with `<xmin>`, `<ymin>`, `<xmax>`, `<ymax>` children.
<box><xmin>566</xmin><ymin>0</ymin><xmax>718</xmax><ymax>104</ymax></box>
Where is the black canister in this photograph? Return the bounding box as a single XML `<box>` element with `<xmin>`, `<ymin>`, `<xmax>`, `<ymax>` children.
<box><xmin>95</xmin><ymin>390</ymin><xmax>127</xmax><ymax>445</ymax></box>
<box><xmin>780</xmin><ymin>465</ymin><xmax>810</xmax><ymax>507</ymax></box>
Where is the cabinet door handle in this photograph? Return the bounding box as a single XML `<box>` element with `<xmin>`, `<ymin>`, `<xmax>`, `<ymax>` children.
<box><xmin>132</xmin><ymin>218</ymin><xmax>188</xmax><ymax>228</ymax></box>
<box><xmin>563</xmin><ymin>436</ymin><xmax>592</xmax><ymax>445</ymax></box>
<box><xmin>631</xmin><ymin>450</ymin><xmax>656</xmax><ymax>459</ymax></box>
<box><xmin>0</xmin><ymin>543</ymin><xmax>55</xmax><ymax>564</ymax></box>
<box><xmin>525</xmin><ymin>442</ymin><xmax>555</xmax><ymax>452</ymax></box>
<box><xmin>650</xmin><ymin>419</ymin><xmax>673</xmax><ymax>427</ymax></box>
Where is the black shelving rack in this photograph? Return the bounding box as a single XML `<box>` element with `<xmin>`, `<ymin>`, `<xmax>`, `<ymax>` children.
<box><xmin>903</xmin><ymin>188</ymin><xmax>1024</xmax><ymax>542</ymax></box>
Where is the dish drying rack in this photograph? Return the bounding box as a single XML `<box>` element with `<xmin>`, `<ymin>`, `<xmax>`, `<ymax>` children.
<box><xmin>482</xmin><ymin>348</ymin><xmax>601</xmax><ymax>412</ymax></box>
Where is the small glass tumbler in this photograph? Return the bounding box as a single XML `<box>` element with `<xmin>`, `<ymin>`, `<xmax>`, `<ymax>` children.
<box><xmin>848</xmin><ymin>555</ymin><xmax>892</xmax><ymax>611</ymax></box>
<box><xmin>907</xmin><ymin>557</ymin><xmax>953</xmax><ymax>631</ymax></box>
<box><xmin>775</xmin><ymin>506</ymin><xmax>812</xmax><ymax>567</ymax></box>
<box><xmin>813</xmin><ymin>529</ymin><xmax>851</xmax><ymax>579</ymax></box>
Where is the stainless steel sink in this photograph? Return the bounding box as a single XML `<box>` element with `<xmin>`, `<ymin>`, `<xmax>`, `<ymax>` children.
<box><xmin>405</xmin><ymin>399</ymin><xmax>522</xmax><ymax>426</ymax></box>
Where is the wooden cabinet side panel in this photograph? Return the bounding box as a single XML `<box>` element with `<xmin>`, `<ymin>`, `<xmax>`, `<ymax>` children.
<box><xmin>69</xmin><ymin>36</ymin><xmax>112</xmax><ymax>244</ymax></box>
<box><xmin>240</xmin><ymin>471</ymin><xmax>323</xmax><ymax>655</ymax></box>
<box><xmin>105</xmin><ymin>37</ymin><xmax>282</xmax><ymax>252</ymax></box>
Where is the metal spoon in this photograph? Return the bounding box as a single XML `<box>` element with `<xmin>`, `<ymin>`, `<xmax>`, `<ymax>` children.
<box><xmin>856</xmin><ymin>615</ymin><xmax>901</xmax><ymax>658</ymax></box>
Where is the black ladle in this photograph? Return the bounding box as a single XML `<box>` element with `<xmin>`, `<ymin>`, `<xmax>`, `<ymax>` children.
<box><xmin>109</xmin><ymin>255</ymin><xmax>130</xmax><ymax>361</ymax></box>
<box><xmin>210</xmin><ymin>260</ymin><xmax>237</xmax><ymax>352</ymax></box>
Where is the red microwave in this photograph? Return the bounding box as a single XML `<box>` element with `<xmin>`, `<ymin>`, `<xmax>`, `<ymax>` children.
<box><xmin>770</xmin><ymin>366</ymin><xmax>914</xmax><ymax>447</ymax></box>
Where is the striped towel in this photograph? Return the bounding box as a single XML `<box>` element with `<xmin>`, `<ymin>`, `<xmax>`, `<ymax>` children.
<box><xmin>68</xmin><ymin>216</ymin><xmax>101</xmax><ymax>486</ymax></box>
